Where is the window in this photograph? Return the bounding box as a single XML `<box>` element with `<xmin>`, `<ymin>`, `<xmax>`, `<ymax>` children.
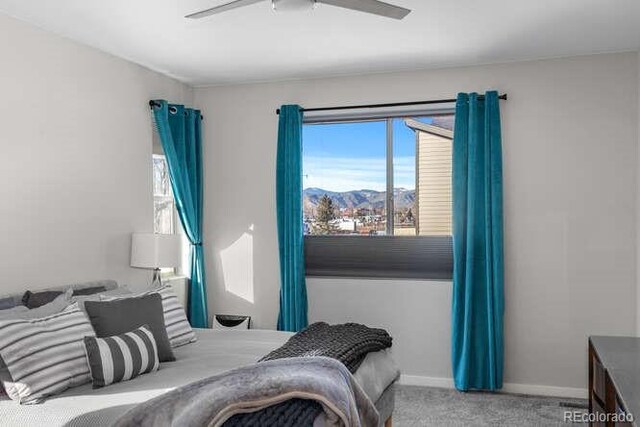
<box><xmin>153</xmin><ymin>154</ymin><xmax>176</xmax><ymax>235</ymax></box>
<box><xmin>302</xmin><ymin>112</ymin><xmax>454</xmax><ymax>279</ymax></box>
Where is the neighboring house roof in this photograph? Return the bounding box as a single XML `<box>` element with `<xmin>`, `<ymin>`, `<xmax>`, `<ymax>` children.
<box><xmin>431</xmin><ymin>116</ymin><xmax>454</xmax><ymax>131</ymax></box>
<box><xmin>404</xmin><ymin>118</ymin><xmax>453</xmax><ymax>140</ymax></box>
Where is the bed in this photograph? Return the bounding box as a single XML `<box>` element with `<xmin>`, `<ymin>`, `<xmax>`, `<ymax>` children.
<box><xmin>0</xmin><ymin>328</ymin><xmax>399</xmax><ymax>426</ymax></box>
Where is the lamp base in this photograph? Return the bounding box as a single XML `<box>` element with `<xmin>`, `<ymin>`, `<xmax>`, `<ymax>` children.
<box><xmin>151</xmin><ymin>268</ymin><xmax>163</xmax><ymax>288</ymax></box>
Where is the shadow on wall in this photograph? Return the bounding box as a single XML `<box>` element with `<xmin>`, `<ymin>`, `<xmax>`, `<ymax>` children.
<box><xmin>219</xmin><ymin>224</ymin><xmax>255</xmax><ymax>304</ymax></box>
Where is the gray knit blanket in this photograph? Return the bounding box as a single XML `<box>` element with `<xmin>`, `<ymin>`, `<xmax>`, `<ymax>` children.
<box><xmin>260</xmin><ymin>322</ymin><xmax>393</xmax><ymax>372</ymax></box>
<box><xmin>224</xmin><ymin>322</ymin><xmax>393</xmax><ymax>426</ymax></box>
<box><xmin>114</xmin><ymin>357</ymin><xmax>379</xmax><ymax>427</ymax></box>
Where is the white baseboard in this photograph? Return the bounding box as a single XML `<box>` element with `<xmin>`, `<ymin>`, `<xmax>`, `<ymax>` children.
<box><xmin>401</xmin><ymin>374</ymin><xmax>454</xmax><ymax>389</ymax></box>
<box><xmin>399</xmin><ymin>375</ymin><xmax>587</xmax><ymax>399</ymax></box>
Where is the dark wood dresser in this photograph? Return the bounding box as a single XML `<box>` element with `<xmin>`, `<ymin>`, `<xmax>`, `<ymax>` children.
<box><xmin>589</xmin><ymin>336</ymin><xmax>639</xmax><ymax>426</ymax></box>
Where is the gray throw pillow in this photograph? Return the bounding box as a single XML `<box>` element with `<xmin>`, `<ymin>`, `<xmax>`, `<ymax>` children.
<box><xmin>101</xmin><ymin>285</ymin><xmax>196</xmax><ymax>348</ymax></box>
<box><xmin>84</xmin><ymin>325</ymin><xmax>159</xmax><ymax>388</ymax></box>
<box><xmin>22</xmin><ymin>290</ymin><xmax>63</xmax><ymax>308</ymax></box>
<box><xmin>84</xmin><ymin>293</ymin><xmax>175</xmax><ymax>362</ymax></box>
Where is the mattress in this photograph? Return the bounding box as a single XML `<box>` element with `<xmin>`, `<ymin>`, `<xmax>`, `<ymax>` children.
<box><xmin>0</xmin><ymin>328</ymin><xmax>399</xmax><ymax>427</ymax></box>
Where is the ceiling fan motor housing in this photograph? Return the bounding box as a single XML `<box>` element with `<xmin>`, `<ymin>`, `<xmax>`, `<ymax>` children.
<box><xmin>186</xmin><ymin>0</ymin><xmax>410</xmax><ymax>20</ymax></box>
<box><xmin>271</xmin><ymin>0</ymin><xmax>316</xmax><ymax>12</ymax></box>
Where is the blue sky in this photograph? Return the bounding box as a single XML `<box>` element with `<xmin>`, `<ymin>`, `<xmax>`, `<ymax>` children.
<box><xmin>303</xmin><ymin>117</ymin><xmax>433</xmax><ymax>192</ymax></box>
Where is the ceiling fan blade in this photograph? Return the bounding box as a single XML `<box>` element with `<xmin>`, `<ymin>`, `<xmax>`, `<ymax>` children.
<box><xmin>316</xmin><ymin>0</ymin><xmax>411</xmax><ymax>20</ymax></box>
<box><xmin>185</xmin><ymin>0</ymin><xmax>265</xmax><ymax>19</ymax></box>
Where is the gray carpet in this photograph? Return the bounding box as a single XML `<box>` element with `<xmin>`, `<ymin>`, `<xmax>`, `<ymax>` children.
<box><xmin>394</xmin><ymin>385</ymin><xmax>588</xmax><ymax>426</ymax></box>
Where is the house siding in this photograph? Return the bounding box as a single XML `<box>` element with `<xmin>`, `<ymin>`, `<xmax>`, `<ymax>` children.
<box><xmin>416</xmin><ymin>132</ymin><xmax>452</xmax><ymax>236</ymax></box>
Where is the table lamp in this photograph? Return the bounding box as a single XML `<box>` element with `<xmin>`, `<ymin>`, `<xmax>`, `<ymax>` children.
<box><xmin>131</xmin><ymin>233</ymin><xmax>182</xmax><ymax>287</ymax></box>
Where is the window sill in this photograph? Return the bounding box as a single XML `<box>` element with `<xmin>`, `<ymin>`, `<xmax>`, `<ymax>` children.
<box><xmin>161</xmin><ymin>273</ymin><xmax>188</xmax><ymax>282</ymax></box>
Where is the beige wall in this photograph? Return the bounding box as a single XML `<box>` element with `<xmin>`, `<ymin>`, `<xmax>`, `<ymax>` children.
<box><xmin>0</xmin><ymin>14</ymin><xmax>193</xmax><ymax>293</ymax></box>
<box><xmin>195</xmin><ymin>52</ymin><xmax>638</xmax><ymax>394</ymax></box>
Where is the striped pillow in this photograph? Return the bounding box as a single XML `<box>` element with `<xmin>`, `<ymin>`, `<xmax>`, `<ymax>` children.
<box><xmin>83</xmin><ymin>325</ymin><xmax>159</xmax><ymax>388</ymax></box>
<box><xmin>0</xmin><ymin>303</ymin><xmax>95</xmax><ymax>404</ymax></box>
<box><xmin>102</xmin><ymin>286</ymin><xmax>196</xmax><ymax>348</ymax></box>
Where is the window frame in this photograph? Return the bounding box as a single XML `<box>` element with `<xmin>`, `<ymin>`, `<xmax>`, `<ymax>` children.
<box><xmin>302</xmin><ymin>107</ymin><xmax>455</xmax><ymax>280</ymax></box>
<box><xmin>152</xmin><ymin>154</ymin><xmax>182</xmax><ymax>276</ymax></box>
<box><xmin>152</xmin><ymin>154</ymin><xmax>178</xmax><ymax>235</ymax></box>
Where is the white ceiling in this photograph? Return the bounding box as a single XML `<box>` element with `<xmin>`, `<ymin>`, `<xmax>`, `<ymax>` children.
<box><xmin>1</xmin><ymin>0</ymin><xmax>639</xmax><ymax>86</ymax></box>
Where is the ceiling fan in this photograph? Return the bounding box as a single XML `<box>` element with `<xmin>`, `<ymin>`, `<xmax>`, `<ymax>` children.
<box><xmin>185</xmin><ymin>0</ymin><xmax>411</xmax><ymax>20</ymax></box>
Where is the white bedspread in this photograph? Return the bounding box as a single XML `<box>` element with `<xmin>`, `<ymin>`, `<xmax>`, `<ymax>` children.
<box><xmin>0</xmin><ymin>328</ymin><xmax>399</xmax><ymax>427</ymax></box>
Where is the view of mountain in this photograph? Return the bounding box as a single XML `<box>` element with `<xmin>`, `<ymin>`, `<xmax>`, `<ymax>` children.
<box><xmin>303</xmin><ymin>187</ymin><xmax>415</xmax><ymax>214</ymax></box>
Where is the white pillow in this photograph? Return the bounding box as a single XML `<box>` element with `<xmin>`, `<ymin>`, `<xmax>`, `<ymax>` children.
<box><xmin>0</xmin><ymin>303</ymin><xmax>95</xmax><ymax>404</ymax></box>
<box><xmin>0</xmin><ymin>289</ymin><xmax>73</xmax><ymax>320</ymax></box>
<box><xmin>101</xmin><ymin>285</ymin><xmax>196</xmax><ymax>348</ymax></box>
<box><xmin>72</xmin><ymin>286</ymin><xmax>133</xmax><ymax>312</ymax></box>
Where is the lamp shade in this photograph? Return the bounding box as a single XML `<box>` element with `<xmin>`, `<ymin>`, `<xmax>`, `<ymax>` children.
<box><xmin>131</xmin><ymin>233</ymin><xmax>182</xmax><ymax>269</ymax></box>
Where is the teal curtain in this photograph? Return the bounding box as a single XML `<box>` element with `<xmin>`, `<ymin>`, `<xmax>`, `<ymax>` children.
<box><xmin>151</xmin><ymin>100</ymin><xmax>208</xmax><ymax>328</ymax></box>
<box><xmin>276</xmin><ymin>105</ymin><xmax>308</xmax><ymax>332</ymax></box>
<box><xmin>451</xmin><ymin>91</ymin><xmax>504</xmax><ymax>391</ymax></box>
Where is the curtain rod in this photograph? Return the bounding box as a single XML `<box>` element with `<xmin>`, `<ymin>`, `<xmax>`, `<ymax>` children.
<box><xmin>149</xmin><ymin>100</ymin><xmax>203</xmax><ymax>120</ymax></box>
<box><xmin>275</xmin><ymin>94</ymin><xmax>507</xmax><ymax>115</ymax></box>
